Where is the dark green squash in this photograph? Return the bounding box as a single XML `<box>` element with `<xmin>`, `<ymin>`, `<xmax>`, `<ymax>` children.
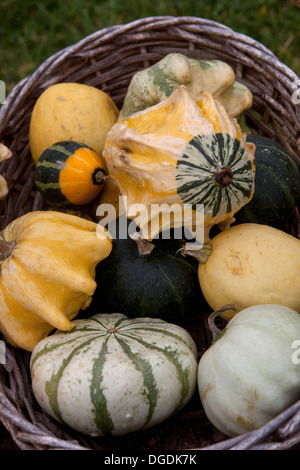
<box><xmin>234</xmin><ymin>135</ymin><xmax>300</xmax><ymax>229</ymax></box>
<box><xmin>85</xmin><ymin>216</ymin><xmax>207</xmax><ymax>325</ymax></box>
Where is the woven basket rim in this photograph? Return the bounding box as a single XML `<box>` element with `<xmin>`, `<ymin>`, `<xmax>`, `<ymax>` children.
<box><xmin>1</xmin><ymin>15</ymin><xmax>300</xmax><ymax>130</ymax></box>
<box><xmin>0</xmin><ymin>15</ymin><xmax>300</xmax><ymax>451</ymax></box>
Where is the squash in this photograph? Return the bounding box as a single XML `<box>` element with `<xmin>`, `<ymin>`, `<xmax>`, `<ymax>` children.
<box><xmin>119</xmin><ymin>53</ymin><xmax>252</xmax><ymax>120</ymax></box>
<box><xmin>103</xmin><ymin>86</ymin><xmax>256</xmax><ymax>243</ymax></box>
<box><xmin>198</xmin><ymin>304</ymin><xmax>300</xmax><ymax>437</ymax></box>
<box><xmin>30</xmin><ymin>312</ymin><xmax>198</xmax><ymax>437</ymax></box>
<box><xmin>0</xmin><ymin>143</ymin><xmax>12</xmax><ymax>200</ymax></box>
<box><xmin>29</xmin><ymin>82</ymin><xmax>119</xmax><ymax>165</ymax></box>
<box><xmin>197</xmin><ymin>223</ymin><xmax>300</xmax><ymax>321</ymax></box>
<box><xmin>35</xmin><ymin>141</ymin><xmax>108</xmax><ymax>206</ymax></box>
<box><xmin>85</xmin><ymin>216</ymin><xmax>207</xmax><ymax>325</ymax></box>
<box><xmin>234</xmin><ymin>135</ymin><xmax>300</xmax><ymax>229</ymax></box>
<box><xmin>0</xmin><ymin>211</ymin><xmax>112</xmax><ymax>351</ymax></box>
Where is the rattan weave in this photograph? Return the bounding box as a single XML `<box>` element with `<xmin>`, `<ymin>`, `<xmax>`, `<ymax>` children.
<box><xmin>0</xmin><ymin>16</ymin><xmax>299</xmax><ymax>450</ymax></box>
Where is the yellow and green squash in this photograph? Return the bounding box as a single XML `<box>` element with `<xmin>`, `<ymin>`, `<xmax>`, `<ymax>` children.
<box><xmin>103</xmin><ymin>85</ymin><xmax>256</xmax><ymax>242</ymax></box>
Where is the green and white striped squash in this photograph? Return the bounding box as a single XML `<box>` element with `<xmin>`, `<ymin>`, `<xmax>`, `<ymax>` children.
<box><xmin>30</xmin><ymin>313</ymin><xmax>198</xmax><ymax>437</ymax></box>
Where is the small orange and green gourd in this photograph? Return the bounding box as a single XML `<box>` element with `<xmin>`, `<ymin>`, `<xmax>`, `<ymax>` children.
<box><xmin>35</xmin><ymin>141</ymin><xmax>108</xmax><ymax>206</ymax></box>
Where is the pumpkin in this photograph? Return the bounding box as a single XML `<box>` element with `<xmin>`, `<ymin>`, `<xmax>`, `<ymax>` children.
<box><xmin>30</xmin><ymin>312</ymin><xmax>198</xmax><ymax>437</ymax></box>
<box><xmin>196</xmin><ymin>223</ymin><xmax>300</xmax><ymax>321</ymax></box>
<box><xmin>198</xmin><ymin>304</ymin><xmax>300</xmax><ymax>437</ymax></box>
<box><xmin>29</xmin><ymin>82</ymin><xmax>119</xmax><ymax>165</ymax></box>
<box><xmin>119</xmin><ymin>53</ymin><xmax>252</xmax><ymax>120</ymax></box>
<box><xmin>0</xmin><ymin>211</ymin><xmax>112</xmax><ymax>351</ymax></box>
<box><xmin>35</xmin><ymin>141</ymin><xmax>108</xmax><ymax>206</ymax></box>
<box><xmin>85</xmin><ymin>216</ymin><xmax>207</xmax><ymax>325</ymax></box>
<box><xmin>234</xmin><ymin>134</ymin><xmax>300</xmax><ymax>229</ymax></box>
<box><xmin>103</xmin><ymin>86</ymin><xmax>256</xmax><ymax>243</ymax></box>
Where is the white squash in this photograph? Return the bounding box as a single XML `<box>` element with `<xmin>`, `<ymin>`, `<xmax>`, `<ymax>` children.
<box><xmin>30</xmin><ymin>313</ymin><xmax>198</xmax><ymax>437</ymax></box>
<box><xmin>198</xmin><ymin>304</ymin><xmax>300</xmax><ymax>437</ymax></box>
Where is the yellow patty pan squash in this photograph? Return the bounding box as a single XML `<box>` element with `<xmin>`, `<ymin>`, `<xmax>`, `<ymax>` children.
<box><xmin>0</xmin><ymin>211</ymin><xmax>112</xmax><ymax>351</ymax></box>
<box><xmin>29</xmin><ymin>82</ymin><xmax>119</xmax><ymax>165</ymax></box>
<box><xmin>197</xmin><ymin>223</ymin><xmax>300</xmax><ymax>321</ymax></box>
<box><xmin>119</xmin><ymin>53</ymin><xmax>253</xmax><ymax>120</ymax></box>
<box><xmin>103</xmin><ymin>86</ymin><xmax>255</xmax><ymax>241</ymax></box>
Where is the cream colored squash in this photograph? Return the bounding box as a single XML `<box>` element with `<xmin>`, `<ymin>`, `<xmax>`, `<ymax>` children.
<box><xmin>197</xmin><ymin>223</ymin><xmax>300</xmax><ymax>321</ymax></box>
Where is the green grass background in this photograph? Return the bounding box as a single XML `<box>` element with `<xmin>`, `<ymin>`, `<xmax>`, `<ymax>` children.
<box><xmin>1</xmin><ymin>0</ymin><xmax>299</xmax><ymax>94</ymax></box>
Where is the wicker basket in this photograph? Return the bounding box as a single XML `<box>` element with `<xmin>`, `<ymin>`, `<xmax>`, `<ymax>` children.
<box><xmin>0</xmin><ymin>16</ymin><xmax>300</xmax><ymax>451</ymax></box>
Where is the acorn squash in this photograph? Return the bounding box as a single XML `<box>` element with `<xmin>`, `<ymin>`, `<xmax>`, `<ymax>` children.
<box><xmin>103</xmin><ymin>86</ymin><xmax>256</xmax><ymax>243</ymax></box>
<box><xmin>0</xmin><ymin>211</ymin><xmax>112</xmax><ymax>351</ymax></box>
<box><xmin>30</xmin><ymin>313</ymin><xmax>198</xmax><ymax>436</ymax></box>
<box><xmin>234</xmin><ymin>134</ymin><xmax>300</xmax><ymax>229</ymax></box>
<box><xmin>85</xmin><ymin>216</ymin><xmax>207</xmax><ymax>325</ymax></box>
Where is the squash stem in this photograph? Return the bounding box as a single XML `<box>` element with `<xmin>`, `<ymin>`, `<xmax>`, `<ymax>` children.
<box><xmin>179</xmin><ymin>244</ymin><xmax>212</xmax><ymax>263</ymax></box>
<box><xmin>208</xmin><ymin>304</ymin><xmax>237</xmax><ymax>342</ymax></box>
<box><xmin>0</xmin><ymin>239</ymin><xmax>16</xmax><ymax>261</ymax></box>
<box><xmin>93</xmin><ymin>169</ymin><xmax>109</xmax><ymax>186</ymax></box>
<box><xmin>215</xmin><ymin>166</ymin><xmax>234</xmax><ymax>188</ymax></box>
<box><xmin>135</xmin><ymin>237</ymin><xmax>155</xmax><ymax>255</ymax></box>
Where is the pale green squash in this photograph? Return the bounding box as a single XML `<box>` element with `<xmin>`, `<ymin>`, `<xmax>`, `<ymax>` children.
<box><xmin>198</xmin><ymin>304</ymin><xmax>300</xmax><ymax>437</ymax></box>
<box><xmin>119</xmin><ymin>53</ymin><xmax>253</xmax><ymax>120</ymax></box>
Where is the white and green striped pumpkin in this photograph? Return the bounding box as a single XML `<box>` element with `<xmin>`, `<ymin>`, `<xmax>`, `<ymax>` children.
<box><xmin>30</xmin><ymin>313</ymin><xmax>198</xmax><ymax>437</ymax></box>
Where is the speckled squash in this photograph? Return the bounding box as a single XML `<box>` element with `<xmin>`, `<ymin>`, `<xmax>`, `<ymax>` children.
<box><xmin>30</xmin><ymin>313</ymin><xmax>198</xmax><ymax>437</ymax></box>
<box><xmin>197</xmin><ymin>223</ymin><xmax>300</xmax><ymax>321</ymax></box>
<box><xmin>103</xmin><ymin>86</ymin><xmax>256</xmax><ymax>241</ymax></box>
<box><xmin>29</xmin><ymin>82</ymin><xmax>119</xmax><ymax>164</ymax></box>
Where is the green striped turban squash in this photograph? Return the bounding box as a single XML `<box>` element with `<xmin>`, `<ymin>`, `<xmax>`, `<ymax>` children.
<box><xmin>30</xmin><ymin>313</ymin><xmax>198</xmax><ymax>437</ymax></box>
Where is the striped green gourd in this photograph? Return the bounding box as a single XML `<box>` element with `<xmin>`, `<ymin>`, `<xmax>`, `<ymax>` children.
<box><xmin>30</xmin><ymin>313</ymin><xmax>198</xmax><ymax>437</ymax></box>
